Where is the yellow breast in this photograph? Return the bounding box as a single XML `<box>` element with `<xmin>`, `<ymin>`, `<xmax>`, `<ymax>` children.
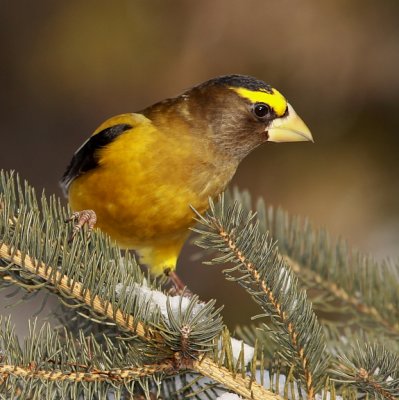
<box><xmin>68</xmin><ymin>113</ymin><xmax>236</xmax><ymax>274</ymax></box>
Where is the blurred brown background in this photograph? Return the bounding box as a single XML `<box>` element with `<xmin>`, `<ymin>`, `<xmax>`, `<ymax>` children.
<box><xmin>1</xmin><ymin>0</ymin><xmax>398</xmax><ymax>332</ymax></box>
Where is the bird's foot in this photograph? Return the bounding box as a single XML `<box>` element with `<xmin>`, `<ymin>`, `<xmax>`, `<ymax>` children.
<box><xmin>65</xmin><ymin>209</ymin><xmax>97</xmax><ymax>242</ymax></box>
<box><xmin>165</xmin><ymin>270</ymin><xmax>193</xmax><ymax>298</ymax></box>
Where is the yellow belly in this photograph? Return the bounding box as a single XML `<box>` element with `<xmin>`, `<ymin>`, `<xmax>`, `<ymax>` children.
<box><xmin>69</xmin><ymin>122</ymin><xmax>236</xmax><ymax>275</ymax></box>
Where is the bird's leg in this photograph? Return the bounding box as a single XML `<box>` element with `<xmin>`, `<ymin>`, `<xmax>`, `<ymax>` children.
<box><xmin>164</xmin><ymin>269</ymin><xmax>193</xmax><ymax>297</ymax></box>
<box><xmin>65</xmin><ymin>210</ymin><xmax>97</xmax><ymax>242</ymax></box>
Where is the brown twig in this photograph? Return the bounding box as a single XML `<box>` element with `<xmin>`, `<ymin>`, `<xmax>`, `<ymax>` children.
<box><xmin>193</xmin><ymin>355</ymin><xmax>282</xmax><ymax>400</ymax></box>
<box><xmin>0</xmin><ymin>361</ymin><xmax>175</xmax><ymax>383</ymax></box>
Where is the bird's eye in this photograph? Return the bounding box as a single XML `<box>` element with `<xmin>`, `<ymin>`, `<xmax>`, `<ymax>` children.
<box><xmin>253</xmin><ymin>103</ymin><xmax>271</xmax><ymax>119</ymax></box>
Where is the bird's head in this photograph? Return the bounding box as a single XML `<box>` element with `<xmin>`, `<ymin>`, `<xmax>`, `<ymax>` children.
<box><xmin>181</xmin><ymin>74</ymin><xmax>313</xmax><ymax>161</ymax></box>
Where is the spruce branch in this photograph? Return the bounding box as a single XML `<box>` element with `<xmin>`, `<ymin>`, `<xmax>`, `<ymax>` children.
<box><xmin>332</xmin><ymin>342</ymin><xmax>399</xmax><ymax>399</ymax></box>
<box><xmin>322</xmin><ymin>322</ymin><xmax>399</xmax><ymax>356</ymax></box>
<box><xmin>192</xmin><ymin>196</ymin><xmax>330</xmax><ymax>399</ymax></box>
<box><xmin>3</xmin><ymin>170</ymin><xmax>394</xmax><ymax>400</ymax></box>
<box><xmin>0</xmin><ymin>170</ymin><xmax>280</xmax><ymax>400</ymax></box>
<box><xmin>0</xmin><ymin>317</ymin><xmax>176</xmax><ymax>398</ymax></box>
<box><xmin>229</xmin><ymin>188</ymin><xmax>399</xmax><ymax>338</ymax></box>
<box><xmin>0</xmin><ymin>363</ymin><xmax>172</xmax><ymax>382</ymax></box>
<box><xmin>282</xmin><ymin>254</ymin><xmax>399</xmax><ymax>336</ymax></box>
<box><xmin>0</xmin><ymin>242</ymin><xmax>155</xmax><ymax>342</ymax></box>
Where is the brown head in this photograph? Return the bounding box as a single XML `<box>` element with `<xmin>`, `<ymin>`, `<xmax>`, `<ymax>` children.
<box><xmin>145</xmin><ymin>74</ymin><xmax>313</xmax><ymax>162</ymax></box>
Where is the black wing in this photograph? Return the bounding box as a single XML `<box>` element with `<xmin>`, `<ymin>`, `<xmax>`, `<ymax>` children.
<box><xmin>60</xmin><ymin>123</ymin><xmax>132</xmax><ymax>196</ymax></box>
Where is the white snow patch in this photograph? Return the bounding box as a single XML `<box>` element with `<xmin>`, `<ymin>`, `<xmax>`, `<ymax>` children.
<box><xmin>115</xmin><ymin>282</ymin><xmax>205</xmax><ymax>321</ymax></box>
<box><xmin>223</xmin><ymin>337</ymin><xmax>255</xmax><ymax>365</ymax></box>
<box><xmin>216</xmin><ymin>393</ymin><xmax>243</xmax><ymax>400</ymax></box>
<box><xmin>315</xmin><ymin>393</ymin><xmax>343</xmax><ymax>400</ymax></box>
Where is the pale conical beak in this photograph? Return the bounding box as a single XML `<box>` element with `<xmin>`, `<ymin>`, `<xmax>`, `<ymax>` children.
<box><xmin>267</xmin><ymin>103</ymin><xmax>313</xmax><ymax>143</ymax></box>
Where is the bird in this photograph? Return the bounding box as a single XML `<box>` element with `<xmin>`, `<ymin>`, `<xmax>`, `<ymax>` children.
<box><xmin>60</xmin><ymin>74</ymin><xmax>313</xmax><ymax>290</ymax></box>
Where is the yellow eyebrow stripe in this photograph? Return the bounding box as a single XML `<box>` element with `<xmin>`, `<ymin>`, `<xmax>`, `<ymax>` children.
<box><xmin>230</xmin><ymin>87</ymin><xmax>287</xmax><ymax>117</ymax></box>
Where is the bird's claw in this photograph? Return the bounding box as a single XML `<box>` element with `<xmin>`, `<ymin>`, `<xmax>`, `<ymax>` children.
<box><xmin>65</xmin><ymin>209</ymin><xmax>97</xmax><ymax>242</ymax></box>
<box><xmin>165</xmin><ymin>270</ymin><xmax>193</xmax><ymax>298</ymax></box>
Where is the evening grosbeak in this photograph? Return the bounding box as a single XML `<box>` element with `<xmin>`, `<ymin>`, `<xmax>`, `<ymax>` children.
<box><xmin>60</xmin><ymin>75</ymin><xmax>313</xmax><ymax>288</ymax></box>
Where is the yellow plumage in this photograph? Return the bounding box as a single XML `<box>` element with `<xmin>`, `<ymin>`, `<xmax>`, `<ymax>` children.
<box><xmin>68</xmin><ymin>113</ymin><xmax>236</xmax><ymax>274</ymax></box>
<box><xmin>61</xmin><ymin>75</ymin><xmax>312</xmax><ymax>277</ymax></box>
